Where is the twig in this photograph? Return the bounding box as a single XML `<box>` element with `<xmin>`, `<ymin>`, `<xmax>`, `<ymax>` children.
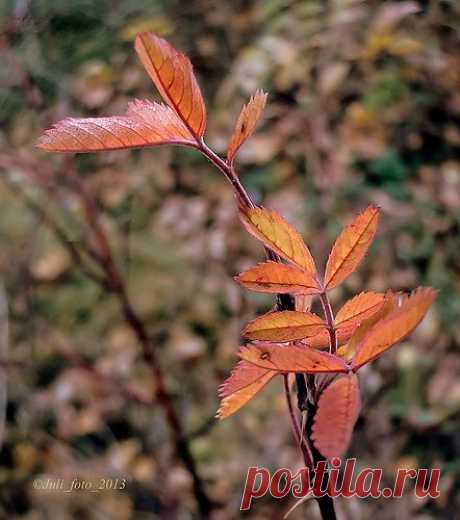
<box><xmin>67</xmin><ymin>173</ymin><xmax>214</xmax><ymax>517</ymax></box>
<box><xmin>197</xmin><ymin>141</ymin><xmax>337</xmax><ymax>520</ymax></box>
<box><xmin>283</xmin><ymin>375</ymin><xmax>313</xmax><ymax>469</ymax></box>
<box><xmin>2</xmin><ymin>161</ymin><xmax>214</xmax><ymax>516</ymax></box>
<box><xmin>319</xmin><ymin>292</ymin><xmax>338</xmax><ymax>355</ymax></box>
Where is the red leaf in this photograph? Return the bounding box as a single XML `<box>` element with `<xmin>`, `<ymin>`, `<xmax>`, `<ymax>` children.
<box><xmin>240</xmin><ymin>207</ymin><xmax>317</xmax><ymax>275</ymax></box>
<box><xmin>236</xmin><ymin>261</ymin><xmax>322</xmax><ymax>295</ymax></box>
<box><xmin>217</xmin><ymin>361</ymin><xmax>276</xmax><ymax>419</ymax></box>
<box><xmin>37</xmin><ymin>100</ymin><xmax>197</xmax><ymax>153</ymax></box>
<box><xmin>135</xmin><ymin>32</ymin><xmax>206</xmax><ymax>139</ymax></box>
<box><xmin>352</xmin><ymin>287</ymin><xmax>437</xmax><ymax>370</ymax></box>
<box><xmin>243</xmin><ymin>310</ymin><xmax>325</xmax><ymax>342</ymax></box>
<box><xmin>239</xmin><ymin>343</ymin><xmax>349</xmax><ymax>373</ymax></box>
<box><xmin>324</xmin><ymin>206</ymin><xmax>380</xmax><ymax>289</ymax></box>
<box><xmin>227</xmin><ymin>90</ymin><xmax>267</xmax><ymax>162</ymax></box>
<box><xmin>312</xmin><ymin>374</ymin><xmax>361</xmax><ymax>460</ymax></box>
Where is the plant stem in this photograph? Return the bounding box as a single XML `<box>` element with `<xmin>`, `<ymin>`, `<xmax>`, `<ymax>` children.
<box><xmin>283</xmin><ymin>375</ymin><xmax>313</xmax><ymax>469</ymax></box>
<box><xmin>199</xmin><ymin>140</ymin><xmax>255</xmax><ymax>209</ymax></box>
<box><xmin>316</xmin><ymin>494</ymin><xmax>338</xmax><ymax>520</ymax></box>
<box><xmin>319</xmin><ymin>292</ymin><xmax>337</xmax><ymax>354</ymax></box>
<box><xmin>199</xmin><ymin>144</ymin><xmax>337</xmax><ymax>520</ymax></box>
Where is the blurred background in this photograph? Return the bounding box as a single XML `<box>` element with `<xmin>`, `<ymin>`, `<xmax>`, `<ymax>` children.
<box><xmin>0</xmin><ymin>0</ymin><xmax>459</xmax><ymax>518</ymax></box>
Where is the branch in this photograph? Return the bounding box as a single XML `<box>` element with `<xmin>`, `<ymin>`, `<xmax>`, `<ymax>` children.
<box><xmin>283</xmin><ymin>375</ymin><xmax>313</xmax><ymax>469</ymax></box>
<box><xmin>2</xmin><ymin>161</ymin><xmax>215</xmax><ymax>517</ymax></box>
<box><xmin>66</xmin><ymin>173</ymin><xmax>214</xmax><ymax>517</ymax></box>
<box><xmin>319</xmin><ymin>292</ymin><xmax>338</xmax><ymax>355</ymax></box>
<box><xmin>198</xmin><ymin>142</ymin><xmax>337</xmax><ymax>520</ymax></box>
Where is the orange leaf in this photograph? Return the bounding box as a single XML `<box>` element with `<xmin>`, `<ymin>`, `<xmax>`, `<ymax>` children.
<box><xmin>239</xmin><ymin>343</ymin><xmax>349</xmax><ymax>373</ymax></box>
<box><xmin>307</xmin><ymin>327</ymin><xmax>356</xmax><ymax>350</ymax></box>
<box><xmin>135</xmin><ymin>32</ymin><xmax>206</xmax><ymax>139</ymax></box>
<box><xmin>311</xmin><ymin>374</ymin><xmax>361</xmax><ymax>460</ymax></box>
<box><xmin>227</xmin><ymin>90</ymin><xmax>267</xmax><ymax>162</ymax></box>
<box><xmin>240</xmin><ymin>207</ymin><xmax>317</xmax><ymax>275</ymax></box>
<box><xmin>243</xmin><ymin>310</ymin><xmax>325</xmax><ymax>342</ymax></box>
<box><xmin>216</xmin><ymin>361</ymin><xmax>276</xmax><ymax>419</ymax></box>
<box><xmin>324</xmin><ymin>206</ymin><xmax>380</xmax><ymax>289</ymax></box>
<box><xmin>37</xmin><ymin>100</ymin><xmax>197</xmax><ymax>153</ymax></box>
<box><xmin>339</xmin><ymin>291</ymin><xmax>397</xmax><ymax>360</ymax></box>
<box><xmin>335</xmin><ymin>292</ymin><xmax>386</xmax><ymax>330</ymax></box>
<box><xmin>352</xmin><ymin>287</ymin><xmax>437</xmax><ymax>370</ymax></box>
<box><xmin>236</xmin><ymin>261</ymin><xmax>322</xmax><ymax>295</ymax></box>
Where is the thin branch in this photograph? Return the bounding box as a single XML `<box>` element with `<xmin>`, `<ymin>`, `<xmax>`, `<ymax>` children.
<box><xmin>319</xmin><ymin>292</ymin><xmax>337</xmax><ymax>355</ymax></box>
<box><xmin>197</xmin><ymin>144</ymin><xmax>337</xmax><ymax>520</ymax></box>
<box><xmin>3</xmin><ymin>161</ymin><xmax>214</xmax><ymax>516</ymax></box>
<box><xmin>67</xmin><ymin>173</ymin><xmax>214</xmax><ymax>517</ymax></box>
<box><xmin>283</xmin><ymin>375</ymin><xmax>313</xmax><ymax>469</ymax></box>
<box><xmin>0</xmin><ymin>176</ymin><xmax>106</xmax><ymax>286</ymax></box>
<box><xmin>198</xmin><ymin>140</ymin><xmax>255</xmax><ymax>209</ymax></box>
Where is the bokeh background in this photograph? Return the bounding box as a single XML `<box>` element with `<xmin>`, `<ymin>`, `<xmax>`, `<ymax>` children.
<box><xmin>0</xmin><ymin>1</ymin><xmax>459</xmax><ymax>518</ymax></box>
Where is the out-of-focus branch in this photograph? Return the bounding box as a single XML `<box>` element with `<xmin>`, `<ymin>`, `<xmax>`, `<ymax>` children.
<box><xmin>65</xmin><ymin>171</ymin><xmax>215</xmax><ymax>517</ymax></box>
<box><xmin>0</xmin><ymin>283</ymin><xmax>8</xmax><ymax>451</ymax></box>
<box><xmin>0</xmin><ymin>158</ymin><xmax>214</xmax><ymax>517</ymax></box>
<box><xmin>8</xmin><ymin>188</ymin><xmax>106</xmax><ymax>286</ymax></box>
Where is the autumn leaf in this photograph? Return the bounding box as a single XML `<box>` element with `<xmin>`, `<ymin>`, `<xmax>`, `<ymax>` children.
<box><xmin>240</xmin><ymin>207</ymin><xmax>317</xmax><ymax>275</ymax></box>
<box><xmin>227</xmin><ymin>90</ymin><xmax>267</xmax><ymax>162</ymax></box>
<box><xmin>135</xmin><ymin>32</ymin><xmax>206</xmax><ymax>138</ymax></box>
<box><xmin>324</xmin><ymin>206</ymin><xmax>380</xmax><ymax>290</ymax></box>
<box><xmin>243</xmin><ymin>310</ymin><xmax>325</xmax><ymax>342</ymax></box>
<box><xmin>236</xmin><ymin>261</ymin><xmax>322</xmax><ymax>295</ymax></box>
<box><xmin>304</xmin><ymin>293</ymin><xmax>386</xmax><ymax>350</ymax></box>
<box><xmin>335</xmin><ymin>292</ymin><xmax>386</xmax><ymax>330</ymax></box>
<box><xmin>37</xmin><ymin>100</ymin><xmax>198</xmax><ymax>152</ymax></box>
<box><xmin>216</xmin><ymin>361</ymin><xmax>276</xmax><ymax>419</ymax></box>
<box><xmin>38</xmin><ymin>33</ymin><xmax>207</xmax><ymax>153</ymax></box>
<box><xmin>339</xmin><ymin>291</ymin><xmax>397</xmax><ymax>360</ymax></box>
<box><xmin>311</xmin><ymin>374</ymin><xmax>361</xmax><ymax>460</ymax></box>
<box><xmin>239</xmin><ymin>343</ymin><xmax>349</xmax><ymax>373</ymax></box>
<box><xmin>352</xmin><ymin>287</ymin><xmax>437</xmax><ymax>370</ymax></box>
<box><xmin>307</xmin><ymin>327</ymin><xmax>356</xmax><ymax>350</ymax></box>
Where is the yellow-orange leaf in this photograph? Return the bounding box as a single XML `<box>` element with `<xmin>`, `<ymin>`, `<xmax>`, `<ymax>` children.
<box><xmin>324</xmin><ymin>206</ymin><xmax>380</xmax><ymax>289</ymax></box>
<box><xmin>335</xmin><ymin>292</ymin><xmax>386</xmax><ymax>330</ymax></box>
<box><xmin>216</xmin><ymin>361</ymin><xmax>276</xmax><ymax>419</ymax></box>
<box><xmin>307</xmin><ymin>327</ymin><xmax>355</xmax><ymax>350</ymax></box>
<box><xmin>243</xmin><ymin>311</ymin><xmax>325</xmax><ymax>342</ymax></box>
<box><xmin>240</xmin><ymin>207</ymin><xmax>317</xmax><ymax>275</ymax></box>
<box><xmin>227</xmin><ymin>90</ymin><xmax>267</xmax><ymax>162</ymax></box>
<box><xmin>340</xmin><ymin>291</ymin><xmax>397</xmax><ymax>360</ymax></box>
<box><xmin>239</xmin><ymin>343</ymin><xmax>349</xmax><ymax>373</ymax></box>
<box><xmin>312</xmin><ymin>374</ymin><xmax>361</xmax><ymax>460</ymax></box>
<box><xmin>135</xmin><ymin>32</ymin><xmax>206</xmax><ymax>138</ymax></box>
<box><xmin>37</xmin><ymin>100</ymin><xmax>197</xmax><ymax>153</ymax></box>
<box><xmin>352</xmin><ymin>287</ymin><xmax>437</xmax><ymax>370</ymax></box>
<box><xmin>236</xmin><ymin>261</ymin><xmax>322</xmax><ymax>295</ymax></box>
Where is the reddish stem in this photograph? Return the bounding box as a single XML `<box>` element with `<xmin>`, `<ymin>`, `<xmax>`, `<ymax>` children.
<box><xmin>283</xmin><ymin>375</ymin><xmax>313</xmax><ymax>469</ymax></box>
<box><xmin>69</xmin><ymin>173</ymin><xmax>214</xmax><ymax>517</ymax></box>
<box><xmin>319</xmin><ymin>292</ymin><xmax>337</xmax><ymax>355</ymax></box>
<box><xmin>198</xmin><ymin>143</ymin><xmax>336</xmax><ymax>519</ymax></box>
